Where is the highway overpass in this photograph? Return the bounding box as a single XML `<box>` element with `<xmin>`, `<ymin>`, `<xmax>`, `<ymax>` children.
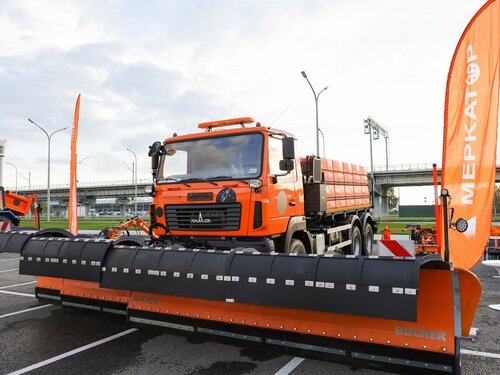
<box><xmin>8</xmin><ymin>163</ymin><xmax>500</xmax><ymax>217</ymax></box>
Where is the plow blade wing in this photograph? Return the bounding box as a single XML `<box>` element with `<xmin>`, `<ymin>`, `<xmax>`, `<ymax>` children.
<box><xmin>0</xmin><ymin>231</ymin><xmax>33</xmax><ymax>253</ymax></box>
<box><xmin>0</xmin><ymin>229</ymin><xmax>74</xmax><ymax>254</ymax></box>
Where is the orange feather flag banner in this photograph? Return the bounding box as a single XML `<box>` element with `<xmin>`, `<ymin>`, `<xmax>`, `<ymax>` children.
<box><xmin>442</xmin><ymin>0</ymin><xmax>500</xmax><ymax>270</ymax></box>
<box><xmin>69</xmin><ymin>94</ymin><xmax>81</xmax><ymax>236</ymax></box>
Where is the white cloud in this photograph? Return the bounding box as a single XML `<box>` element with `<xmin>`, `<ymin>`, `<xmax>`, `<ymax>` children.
<box><xmin>0</xmin><ymin>0</ymin><xmax>491</xmax><ymax>205</ymax></box>
<box><xmin>0</xmin><ymin>0</ymin><xmax>111</xmax><ymax>58</ymax></box>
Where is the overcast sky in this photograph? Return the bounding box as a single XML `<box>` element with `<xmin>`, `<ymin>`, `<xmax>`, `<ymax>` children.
<box><xmin>0</xmin><ymin>0</ymin><xmax>491</xmax><ymax>203</ymax></box>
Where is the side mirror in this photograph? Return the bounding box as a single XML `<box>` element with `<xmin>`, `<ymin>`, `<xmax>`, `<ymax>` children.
<box><xmin>148</xmin><ymin>141</ymin><xmax>162</xmax><ymax>157</ymax></box>
<box><xmin>148</xmin><ymin>141</ymin><xmax>162</xmax><ymax>173</ymax></box>
<box><xmin>282</xmin><ymin>137</ymin><xmax>295</xmax><ymax>160</ymax></box>
<box><xmin>279</xmin><ymin>159</ymin><xmax>294</xmax><ymax>171</ymax></box>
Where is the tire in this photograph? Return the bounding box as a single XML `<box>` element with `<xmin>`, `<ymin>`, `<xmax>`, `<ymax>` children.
<box><xmin>33</xmin><ymin>228</ymin><xmax>74</xmax><ymax>238</ymax></box>
<box><xmin>347</xmin><ymin>226</ymin><xmax>362</xmax><ymax>256</ymax></box>
<box><xmin>114</xmin><ymin>236</ymin><xmax>147</xmax><ymax>247</ymax></box>
<box><xmin>287</xmin><ymin>239</ymin><xmax>306</xmax><ymax>254</ymax></box>
<box><xmin>363</xmin><ymin>223</ymin><xmax>376</xmax><ymax>256</ymax></box>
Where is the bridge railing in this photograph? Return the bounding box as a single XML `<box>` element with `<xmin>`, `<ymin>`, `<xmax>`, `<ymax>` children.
<box><xmin>372</xmin><ymin>163</ymin><xmax>441</xmax><ymax>172</ymax></box>
<box><xmin>7</xmin><ymin>161</ymin><xmax>500</xmax><ymax>192</ymax></box>
<box><xmin>372</xmin><ymin>161</ymin><xmax>500</xmax><ymax>173</ymax></box>
<box><xmin>7</xmin><ymin>179</ymin><xmax>152</xmax><ymax>192</ymax></box>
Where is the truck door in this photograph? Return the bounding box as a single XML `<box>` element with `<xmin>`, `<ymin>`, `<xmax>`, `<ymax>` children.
<box><xmin>267</xmin><ymin>136</ymin><xmax>302</xmax><ymax>232</ymax></box>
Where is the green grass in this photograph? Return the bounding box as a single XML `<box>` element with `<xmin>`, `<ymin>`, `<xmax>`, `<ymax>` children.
<box><xmin>375</xmin><ymin>216</ymin><xmax>436</xmax><ymax>223</ymax></box>
<box><xmin>376</xmin><ymin>222</ymin><xmax>432</xmax><ymax>235</ymax></box>
<box><xmin>19</xmin><ymin>219</ymin><xmax>134</xmax><ymax>230</ymax></box>
<box><xmin>16</xmin><ymin>217</ymin><xmax>435</xmax><ymax>235</ymax></box>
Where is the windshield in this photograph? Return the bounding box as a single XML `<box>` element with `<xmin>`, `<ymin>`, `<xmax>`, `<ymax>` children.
<box><xmin>159</xmin><ymin>133</ymin><xmax>263</xmax><ymax>182</ymax></box>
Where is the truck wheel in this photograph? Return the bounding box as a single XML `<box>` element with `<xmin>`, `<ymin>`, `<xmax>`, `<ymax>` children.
<box><xmin>288</xmin><ymin>239</ymin><xmax>306</xmax><ymax>254</ymax></box>
<box><xmin>347</xmin><ymin>226</ymin><xmax>362</xmax><ymax>256</ymax></box>
<box><xmin>363</xmin><ymin>223</ymin><xmax>376</xmax><ymax>256</ymax></box>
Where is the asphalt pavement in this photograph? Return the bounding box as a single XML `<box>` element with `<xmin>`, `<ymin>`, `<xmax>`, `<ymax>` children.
<box><xmin>0</xmin><ymin>251</ymin><xmax>499</xmax><ymax>375</ymax></box>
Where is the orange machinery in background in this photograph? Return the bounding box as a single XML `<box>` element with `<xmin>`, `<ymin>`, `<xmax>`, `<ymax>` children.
<box><xmin>0</xmin><ymin>186</ymin><xmax>39</xmax><ymax>229</ymax></box>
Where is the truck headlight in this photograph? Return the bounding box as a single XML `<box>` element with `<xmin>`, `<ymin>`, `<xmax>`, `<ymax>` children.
<box><xmin>144</xmin><ymin>185</ymin><xmax>155</xmax><ymax>196</ymax></box>
<box><xmin>249</xmin><ymin>179</ymin><xmax>263</xmax><ymax>189</ymax></box>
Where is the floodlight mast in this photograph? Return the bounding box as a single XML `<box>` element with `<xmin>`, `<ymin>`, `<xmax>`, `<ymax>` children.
<box><xmin>363</xmin><ymin>117</ymin><xmax>390</xmax><ymax>209</ymax></box>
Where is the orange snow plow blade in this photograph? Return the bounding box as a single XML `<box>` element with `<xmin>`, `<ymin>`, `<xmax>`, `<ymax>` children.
<box><xmin>0</xmin><ymin>230</ymin><xmax>479</xmax><ymax>374</ymax></box>
<box><xmin>30</xmin><ymin>264</ymin><xmax>481</xmax><ymax>374</ymax></box>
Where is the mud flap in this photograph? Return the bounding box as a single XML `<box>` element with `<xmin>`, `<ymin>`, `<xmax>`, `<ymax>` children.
<box><xmin>101</xmin><ymin>247</ymin><xmax>230</xmax><ymax>301</ymax></box>
<box><xmin>19</xmin><ymin>237</ymin><xmax>112</xmax><ymax>282</ymax></box>
<box><xmin>226</xmin><ymin>253</ymin><xmax>430</xmax><ymax>321</ymax></box>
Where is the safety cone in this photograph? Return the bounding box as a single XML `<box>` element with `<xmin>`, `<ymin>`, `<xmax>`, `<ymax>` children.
<box><xmin>382</xmin><ymin>218</ymin><xmax>391</xmax><ymax>240</ymax></box>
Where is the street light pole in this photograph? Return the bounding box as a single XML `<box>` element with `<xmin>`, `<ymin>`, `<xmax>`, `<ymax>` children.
<box><xmin>0</xmin><ymin>139</ymin><xmax>5</xmax><ymax>187</ymax></box>
<box><xmin>317</xmin><ymin>128</ymin><xmax>326</xmax><ymax>157</ymax></box>
<box><xmin>5</xmin><ymin>162</ymin><xmax>17</xmax><ymax>194</ymax></box>
<box><xmin>28</xmin><ymin>119</ymin><xmax>67</xmax><ymax>222</ymax></box>
<box><xmin>301</xmin><ymin>71</ymin><xmax>328</xmax><ymax>156</ymax></box>
<box><xmin>383</xmin><ymin>133</ymin><xmax>389</xmax><ymax>171</ymax></box>
<box><xmin>126</xmin><ymin>148</ymin><xmax>138</xmax><ymax>215</ymax></box>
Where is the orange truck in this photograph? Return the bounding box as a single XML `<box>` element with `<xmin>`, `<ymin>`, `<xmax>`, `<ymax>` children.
<box><xmin>0</xmin><ymin>118</ymin><xmax>481</xmax><ymax>374</ymax></box>
<box><xmin>145</xmin><ymin>117</ymin><xmax>376</xmax><ymax>256</ymax></box>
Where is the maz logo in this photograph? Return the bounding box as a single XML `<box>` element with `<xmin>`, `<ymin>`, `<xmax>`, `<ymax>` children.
<box><xmin>191</xmin><ymin>212</ymin><xmax>211</xmax><ymax>224</ymax></box>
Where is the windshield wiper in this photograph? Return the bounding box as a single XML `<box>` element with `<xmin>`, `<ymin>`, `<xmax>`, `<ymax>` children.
<box><xmin>206</xmin><ymin>176</ymin><xmax>249</xmax><ymax>185</ymax></box>
<box><xmin>161</xmin><ymin>177</ymin><xmax>191</xmax><ymax>187</ymax></box>
<box><xmin>178</xmin><ymin>177</ymin><xmax>218</xmax><ymax>186</ymax></box>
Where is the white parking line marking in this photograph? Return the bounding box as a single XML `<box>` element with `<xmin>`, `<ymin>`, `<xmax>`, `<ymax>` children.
<box><xmin>0</xmin><ymin>290</ymin><xmax>36</xmax><ymax>298</ymax></box>
<box><xmin>0</xmin><ymin>281</ymin><xmax>37</xmax><ymax>290</ymax></box>
<box><xmin>7</xmin><ymin>328</ymin><xmax>138</xmax><ymax>375</ymax></box>
<box><xmin>461</xmin><ymin>349</ymin><xmax>500</xmax><ymax>359</ymax></box>
<box><xmin>0</xmin><ymin>268</ymin><xmax>19</xmax><ymax>273</ymax></box>
<box><xmin>0</xmin><ymin>304</ymin><xmax>53</xmax><ymax>319</ymax></box>
<box><xmin>0</xmin><ymin>258</ymin><xmax>19</xmax><ymax>262</ymax></box>
<box><xmin>274</xmin><ymin>357</ymin><xmax>305</xmax><ymax>375</ymax></box>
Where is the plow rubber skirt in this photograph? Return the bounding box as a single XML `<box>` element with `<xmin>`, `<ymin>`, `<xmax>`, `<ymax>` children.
<box><xmin>0</xmin><ymin>232</ymin><xmax>453</xmax><ymax>321</ymax></box>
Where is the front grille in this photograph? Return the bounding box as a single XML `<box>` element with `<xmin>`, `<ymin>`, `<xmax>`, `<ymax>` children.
<box><xmin>165</xmin><ymin>203</ymin><xmax>241</xmax><ymax>231</ymax></box>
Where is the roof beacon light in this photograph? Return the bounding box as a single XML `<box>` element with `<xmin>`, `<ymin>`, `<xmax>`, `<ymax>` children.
<box><xmin>198</xmin><ymin>117</ymin><xmax>255</xmax><ymax>130</ymax></box>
